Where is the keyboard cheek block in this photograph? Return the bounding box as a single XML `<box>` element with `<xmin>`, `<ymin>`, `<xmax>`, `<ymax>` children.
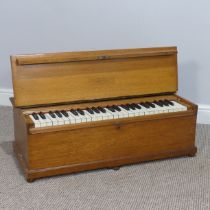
<box><xmin>10</xmin><ymin>47</ymin><xmax>198</xmax><ymax>182</ymax></box>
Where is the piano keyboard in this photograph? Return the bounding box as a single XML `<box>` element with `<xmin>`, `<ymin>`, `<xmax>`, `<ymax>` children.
<box><xmin>29</xmin><ymin>100</ymin><xmax>187</xmax><ymax>128</ymax></box>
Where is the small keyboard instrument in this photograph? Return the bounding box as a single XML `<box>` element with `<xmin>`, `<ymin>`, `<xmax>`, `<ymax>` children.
<box><xmin>11</xmin><ymin>47</ymin><xmax>197</xmax><ymax>182</ymax></box>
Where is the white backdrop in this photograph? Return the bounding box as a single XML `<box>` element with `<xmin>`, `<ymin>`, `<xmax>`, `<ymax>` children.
<box><xmin>0</xmin><ymin>0</ymin><xmax>210</xmax><ymax>122</ymax></box>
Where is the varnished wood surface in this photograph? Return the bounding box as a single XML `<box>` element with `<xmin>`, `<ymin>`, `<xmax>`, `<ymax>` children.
<box><xmin>10</xmin><ymin>47</ymin><xmax>198</xmax><ymax>182</ymax></box>
<box><xmin>27</xmin><ymin>114</ymin><xmax>196</xmax><ymax>169</ymax></box>
<box><xmin>13</xmin><ymin>107</ymin><xmax>29</xmax><ymax>165</ymax></box>
<box><xmin>11</xmin><ymin>47</ymin><xmax>178</xmax><ymax>107</ymax></box>
<box><xmin>26</xmin><ymin>147</ymin><xmax>196</xmax><ymax>182</ymax></box>
<box><xmin>12</xmin><ymin>94</ymin><xmax>197</xmax><ymax>182</ymax></box>
<box><xmin>15</xmin><ymin>46</ymin><xmax>177</xmax><ymax>65</ymax></box>
<box><xmin>12</xmin><ymin>94</ymin><xmax>197</xmax><ymax>181</ymax></box>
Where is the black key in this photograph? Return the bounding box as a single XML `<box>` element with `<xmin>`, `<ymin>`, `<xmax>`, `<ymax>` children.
<box><xmin>128</xmin><ymin>104</ymin><xmax>136</xmax><ymax>110</ymax></box>
<box><xmin>49</xmin><ymin>111</ymin><xmax>56</xmax><ymax>118</ymax></box>
<box><xmin>132</xmin><ymin>103</ymin><xmax>141</xmax><ymax>110</ymax></box>
<box><xmin>70</xmin><ymin>109</ymin><xmax>78</xmax><ymax>116</ymax></box>
<box><xmin>150</xmin><ymin>103</ymin><xmax>157</xmax><ymax>108</ymax></box>
<box><xmin>55</xmin><ymin>111</ymin><xmax>62</xmax><ymax>118</ymax></box>
<box><xmin>146</xmin><ymin>102</ymin><xmax>155</xmax><ymax>108</ymax></box>
<box><xmin>159</xmin><ymin>100</ymin><xmax>169</xmax><ymax>106</ymax></box>
<box><xmin>92</xmin><ymin>107</ymin><xmax>100</xmax><ymax>114</ymax></box>
<box><xmin>112</xmin><ymin>105</ymin><xmax>121</xmax><ymax>112</ymax></box>
<box><xmin>39</xmin><ymin>112</ymin><xmax>46</xmax><ymax>119</ymax></box>
<box><xmin>153</xmin><ymin>100</ymin><xmax>163</xmax><ymax>107</ymax></box>
<box><xmin>106</xmin><ymin>106</ymin><xmax>115</xmax><ymax>112</ymax></box>
<box><xmin>86</xmin><ymin>108</ymin><xmax>94</xmax><ymax>114</ymax></box>
<box><xmin>162</xmin><ymin>100</ymin><xmax>170</xmax><ymax>106</ymax></box>
<box><xmin>98</xmin><ymin>107</ymin><xmax>106</xmax><ymax>113</ymax></box>
<box><xmin>120</xmin><ymin>105</ymin><xmax>130</xmax><ymax>111</ymax></box>
<box><xmin>32</xmin><ymin>113</ymin><xmax>39</xmax><ymax>120</ymax></box>
<box><xmin>164</xmin><ymin>99</ymin><xmax>174</xmax><ymax>106</ymax></box>
<box><xmin>158</xmin><ymin>100</ymin><xmax>165</xmax><ymax>107</ymax></box>
<box><xmin>135</xmin><ymin>103</ymin><xmax>142</xmax><ymax>109</ymax></box>
<box><xmin>140</xmin><ymin>102</ymin><xmax>150</xmax><ymax>109</ymax></box>
<box><xmin>77</xmin><ymin>109</ymin><xmax>85</xmax><ymax>115</ymax></box>
<box><xmin>61</xmin><ymin>110</ymin><xmax>69</xmax><ymax>117</ymax></box>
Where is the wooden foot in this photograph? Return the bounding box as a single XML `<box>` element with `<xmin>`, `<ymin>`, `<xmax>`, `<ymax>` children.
<box><xmin>188</xmin><ymin>152</ymin><xmax>196</xmax><ymax>157</ymax></box>
<box><xmin>112</xmin><ymin>167</ymin><xmax>120</xmax><ymax>171</ymax></box>
<box><xmin>26</xmin><ymin>177</ymin><xmax>35</xmax><ymax>183</ymax></box>
<box><xmin>188</xmin><ymin>147</ymin><xmax>197</xmax><ymax>157</ymax></box>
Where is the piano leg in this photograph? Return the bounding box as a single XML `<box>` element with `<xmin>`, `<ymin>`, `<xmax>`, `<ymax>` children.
<box><xmin>187</xmin><ymin>146</ymin><xmax>197</xmax><ymax>157</ymax></box>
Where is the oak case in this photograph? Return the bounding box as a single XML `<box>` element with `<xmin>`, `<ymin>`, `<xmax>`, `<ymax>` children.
<box><xmin>10</xmin><ymin>47</ymin><xmax>197</xmax><ymax>182</ymax></box>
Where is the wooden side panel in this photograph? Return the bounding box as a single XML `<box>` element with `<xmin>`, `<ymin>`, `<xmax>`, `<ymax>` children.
<box><xmin>13</xmin><ymin>107</ymin><xmax>28</xmax><ymax>165</ymax></box>
<box><xmin>28</xmin><ymin>114</ymin><xmax>196</xmax><ymax>170</ymax></box>
<box><xmin>11</xmin><ymin>47</ymin><xmax>178</xmax><ymax>107</ymax></box>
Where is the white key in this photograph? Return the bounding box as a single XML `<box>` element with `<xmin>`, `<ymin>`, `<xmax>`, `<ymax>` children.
<box><xmin>42</xmin><ymin>114</ymin><xmax>53</xmax><ymax>126</ymax></box>
<box><xmin>102</xmin><ymin>110</ymin><xmax>113</xmax><ymax>120</ymax></box>
<box><xmin>148</xmin><ymin>103</ymin><xmax>160</xmax><ymax>114</ymax></box>
<box><xmin>172</xmin><ymin>101</ymin><xmax>187</xmax><ymax>111</ymax></box>
<box><xmin>94</xmin><ymin>112</ymin><xmax>103</xmax><ymax>121</ymax></box>
<box><xmin>83</xmin><ymin>110</ymin><xmax>94</xmax><ymax>122</ymax></box>
<box><xmin>54</xmin><ymin>113</ymin><xmax>65</xmax><ymax>125</ymax></box>
<box><xmin>117</xmin><ymin>107</ymin><xmax>129</xmax><ymax>118</ymax></box>
<box><xmin>45</xmin><ymin>113</ymin><xmax>58</xmax><ymax>126</ymax></box>
<box><xmin>138</xmin><ymin>105</ymin><xmax>151</xmax><ymax>116</ymax></box>
<box><xmin>151</xmin><ymin>102</ymin><xmax>168</xmax><ymax>114</ymax></box>
<box><xmin>90</xmin><ymin>109</ymin><xmax>103</xmax><ymax>121</ymax></box>
<box><xmin>127</xmin><ymin>104</ymin><xmax>143</xmax><ymax>116</ymax></box>
<box><xmin>78</xmin><ymin>113</ymin><xmax>87</xmax><ymax>123</ymax></box>
<box><xmin>147</xmin><ymin>107</ymin><xmax>156</xmax><ymax>115</ymax></box>
<box><xmin>82</xmin><ymin>111</ymin><xmax>92</xmax><ymax>122</ymax></box>
<box><xmin>100</xmin><ymin>112</ymin><xmax>109</xmax><ymax>120</ymax></box>
<box><xmin>68</xmin><ymin>111</ymin><xmax>82</xmax><ymax>123</ymax></box>
<box><xmin>104</xmin><ymin>108</ymin><xmax>119</xmax><ymax>119</ymax></box>
<box><xmin>96</xmin><ymin>109</ymin><xmax>110</xmax><ymax>120</ymax></box>
<box><xmin>153</xmin><ymin>103</ymin><xmax>169</xmax><ymax>113</ymax></box>
<box><xmin>163</xmin><ymin>103</ymin><xmax>176</xmax><ymax>113</ymax></box>
<box><xmin>162</xmin><ymin>102</ymin><xmax>179</xmax><ymax>112</ymax></box>
<box><xmin>152</xmin><ymin>104</ymin><xmax>165</xmax><ymax>114</ymax></box>
<box><xmin>29</xmin><ymin>115</ymin><xmax>41</xmax><ymax>128</ymax></box>
<box><xmin>60</xmin><ymin>113</ymin><xmax>71</xmax><ymax>125</ymax></box>
<box><xmin>97</xmin><ymin>112</ymin><xmax>107</xmax><ymax>120</ymax></box>
<box><xmin>66</xmin><ymin>111</ymin><xmax>76</xmax><ymax>124</ymax></box>
<box><xmin>37</xmin><ymin>114</ymin><xmax>48</xmax><ymax>127</ymax></box>
<box><xmin>38</xmin><ymin>114</ymin><xmax>52</xmax><ymax>127</ymax></box>
<box><xmin>119</xmin><ymin>106</ymin><xmax>135</xmax><ymax>117</ymax></box>
<box><xmin>134</xmin><ymin>106</ymin><xmax>145</xmax><ymax>116</ymax></box>
<box><xmin>106</xmin><ymin>112</ymin><xmax>114</xmax><ymax>119</ymax></box>
<box><xmin>131</xmin><ymin>107</ymin><xmax>142</xmax><ymax>117</ymax></box>
<box><xmin>86</xmin><ymin>110</ymin><xmax>100</xmax><ymax>122</ymax></box>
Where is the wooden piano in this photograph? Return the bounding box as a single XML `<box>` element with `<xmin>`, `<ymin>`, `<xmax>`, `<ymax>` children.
<box><xmin>10</xmin><ymin>46</ymin><xmax>197</xmax><ymax>182</ymax></box>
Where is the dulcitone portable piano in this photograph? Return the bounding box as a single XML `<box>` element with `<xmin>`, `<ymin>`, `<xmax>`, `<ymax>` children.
<box><xmin>10</xmin><ymin>46</ymin><xmax>197</xmax><ymax>182</ymax></box>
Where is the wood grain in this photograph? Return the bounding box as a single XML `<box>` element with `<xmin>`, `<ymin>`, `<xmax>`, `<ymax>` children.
<box><xmin>27</xmin><ymin>114</ymin><xmax>196</xmax><ymax>170</ymax></box>
<box><xmin>10</xmin><ymin>46</ymin><xmax>198</xmax><ymax>182</ymax></box>
<box><xmin>11</xmin><ymin>47</ymin><xmax>178</xmax><ymax>107</ymax></box>
<box><xmin>15</xmin><ymin>46</ymin><xmax>177</xmax><ymax>65</ymax></box>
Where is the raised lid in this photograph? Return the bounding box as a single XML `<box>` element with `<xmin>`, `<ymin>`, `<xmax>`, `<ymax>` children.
<box><xmin>11</xmin><ymin>47</ymin><xmax>178</xmax><ymax>107</ymax></box>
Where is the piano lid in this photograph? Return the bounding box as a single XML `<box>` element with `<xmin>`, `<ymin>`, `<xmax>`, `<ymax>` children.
<box><xmin>11</xmin><ymin>47</ymin><xmax>178</xmax><ymax>107</ymax></box>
